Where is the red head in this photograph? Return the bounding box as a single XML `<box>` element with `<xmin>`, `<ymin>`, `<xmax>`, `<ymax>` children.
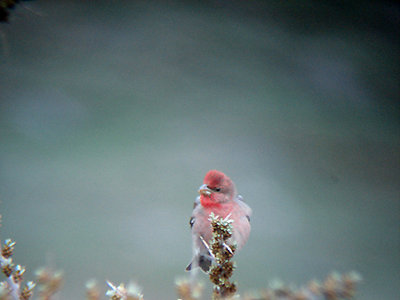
<box><xmin>198</xmin><ymin>170</ymin><xmax>236</xmax><ymax>207</ymax></box>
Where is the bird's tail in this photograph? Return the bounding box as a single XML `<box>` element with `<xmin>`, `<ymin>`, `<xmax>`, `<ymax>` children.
<box><xmin>186</xmin><ymin>254</ymin><xmax>212</xmax><ymax>273</ymax></box>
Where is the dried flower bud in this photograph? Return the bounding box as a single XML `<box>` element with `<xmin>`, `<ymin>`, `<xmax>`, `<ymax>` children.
<box><xmin>35</xmin><ymin>268</ymin><xmax>63</xmax><ymax>299</ymax></box>
<box><xmin>48</xmin><ymin>271</ymin><xmax>64</xmax><ymax>293</ymax></box>
<box><xmin>12</xmin><ymin>265</ymin><xmax>25</xmax><ymax>283</ymax></box>
<box><xmin>106</xmin><ymin>281</ymin><xmax>125</xmax><ymax>300</ymax></box>
<box><xmin>2</xmin><ymin>240</ymin><xmax>15</xmax><ymax>259</ymax></box>
<box><xmin>86</xmin><ymin>279</ymin><xmax>100</xmax><ymax>300</ymax></box>
<box><xmin>323</xmin><ymin>272</ymin><xmax>341</xmax><ymax>299</ymax></box>
<box><xmin>307</xmin><ymin>280</ymin><xmax>321</xmax><ymax>295</ymax></box>
<box><xmin>341</xmin><ymin>271</ymin><xmax>362</xmax><ymax>298</ymax></box>
<box><xmin>0</xmin><ymin>257</ymin><xmax>13</xmax><ymax>277</ymax></box>
<box><xmin>106</xmin><ymin>281</ymin><xmax>144</xmax><ymax>300</ymax></box>
<box><xmin>345</xmin><ymin>271</ymin><xmax>362</xmax><ymax>282</ymax></box>
<box><xmin>270</xmin><ymin>279</ymin><xmax>290</xmax><ymax>298</ymax></box>
<box><xmin>175</xmin><ymin>277</ymin><xmax>203</xmax><ymax>300</ymax></box>
<box><xmin>292</xmin><ymin>289</ymin><xmax>308</xmax><ymax>300</ymax></box>
<box><xmin>20</xmin><ymin>281</ymin><xmax>36</xmax><ymax>300</ymax></box>
<box><xmin>126</xmin><ymin>282</ymin><xmax>143</xmax><ymax>300</ymax></box>
<box><xmin>34</xmin><ymin>267</ymin><xmax>50</xmax><ymax>284</ymax></box>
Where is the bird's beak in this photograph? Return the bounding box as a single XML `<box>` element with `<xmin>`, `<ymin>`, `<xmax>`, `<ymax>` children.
<box><xmin>198</xmin><ymin>184</ymin><xmax>211</xmax><ymax>196</ymax></box>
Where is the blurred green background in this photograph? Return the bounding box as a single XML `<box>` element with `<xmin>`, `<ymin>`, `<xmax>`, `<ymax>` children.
<box><xmin>0</xmin><ymin>1</ymin><xmax>399</xmax><ymax>299</ymax></box>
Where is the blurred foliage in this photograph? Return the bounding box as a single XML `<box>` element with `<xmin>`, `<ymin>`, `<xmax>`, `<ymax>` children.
<box><xmin>0</xmin><ymin>0</ymin><xmax>34</xmax><ymax>23</ymax></box>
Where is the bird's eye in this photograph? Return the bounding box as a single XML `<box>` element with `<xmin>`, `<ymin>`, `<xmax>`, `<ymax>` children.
<box><xmin>206</xmin><ymin>185</ymin><xmax>221</xmax><ymax>192</ymax></box>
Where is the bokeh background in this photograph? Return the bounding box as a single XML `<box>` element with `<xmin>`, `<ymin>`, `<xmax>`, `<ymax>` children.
<box><xmin>0</xmin><ymin>1</ymin><xmax>399</xmax><ymax>299</ymax></box>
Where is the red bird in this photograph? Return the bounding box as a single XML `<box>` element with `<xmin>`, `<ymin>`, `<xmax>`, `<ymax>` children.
<box><xmin>186</xmin><ymin>170</ymin><xmax>252</xmax><ymax>272</ymax></box>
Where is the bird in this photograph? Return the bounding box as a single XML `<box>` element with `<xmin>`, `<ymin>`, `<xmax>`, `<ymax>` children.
<box><xmin>186</xmin><ymin>170</ymin><xmax>252</xmax><ymax>272</ymax></box>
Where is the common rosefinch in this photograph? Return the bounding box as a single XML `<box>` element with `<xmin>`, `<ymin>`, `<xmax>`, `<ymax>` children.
<box><xmin>186</xmin><ymin>170</ymin><xmax>252</xmax><ymax>272</ymax></box>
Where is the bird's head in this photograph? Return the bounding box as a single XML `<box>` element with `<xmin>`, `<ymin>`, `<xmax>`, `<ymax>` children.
<box><xmin>198</xmin><ymin>170</ymin><xmax>235</xmax><ymax>205</ymax></box>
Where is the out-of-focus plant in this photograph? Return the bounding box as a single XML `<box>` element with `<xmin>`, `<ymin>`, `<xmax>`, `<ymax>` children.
<box><xmin>0</xmin><ymin>212</ymin><xmax>361</xmax><ymax>300</ymax></box>
<box><xmin>0</xmin><ymin>238</ymin><xmax>36</xmax><ymax>300</ymax></box>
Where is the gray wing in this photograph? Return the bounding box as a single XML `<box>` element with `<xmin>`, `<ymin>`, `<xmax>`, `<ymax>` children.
<box><xmin>235</xmin><ymin>194</ymin><xmax>252</xmax><ymax>222</ymax></box>
<box><xmin>189</xmin><ymin>196</ymin><xmax>201</xmax><ymax>229</ymax></box>
<box><xmin>193</xmin><ymin>195</ymin><xmax>200</xmax><ymax>209</ymax></box>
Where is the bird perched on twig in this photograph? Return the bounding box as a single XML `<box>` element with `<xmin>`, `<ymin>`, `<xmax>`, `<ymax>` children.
<box><xmin>186</xmin><ymin>170</ymin><xmax>252</xmax><ymax>272</ymax></box>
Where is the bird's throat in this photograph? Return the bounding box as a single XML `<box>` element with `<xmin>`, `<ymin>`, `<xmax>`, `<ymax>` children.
<box><xmin>200</xmin><ymin>195</ymin><xmax>222</xmax><ymax>209</ymax></box>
